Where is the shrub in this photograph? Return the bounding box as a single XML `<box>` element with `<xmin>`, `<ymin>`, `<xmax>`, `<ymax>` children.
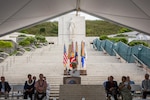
<box><xmin>19</xmin><ymin>39</ymin><xmax>30</xmax><ymax>46</ymax></box>
<box><xmin>25</xmin><ymin>36</ymin><xmax>37</xmax><ymax>44</ymax></box>
<box><xmin>99</xmin><ymin>35</ymin><xmax>128</xmax><ymax>44</ymax></box>
<box><xmin>115</xmin><ymin>34</ymin><xmax>128</xmax><ymax>37</ymax></box>
<box><xmin>35</xmin><ymin>35</ymin><xmax>47</xmax><ymax>43</ymax></box>
<box><xmin>109</xmin><ymin>37</ymin><xmax>128</xmax><ymax>44</ymax></box>
<box><xmin>118</xmin><ymin>27</ymin><xmax>132</xmax><ymax>33</ymax></box>
<box><xmin>128</xmin><ymin>41</ymin><xmax>149</xmax><ymax>47</ymax></box>
<box><xmin>0</xmin><ymin>41</ymin><xmax>13</xmax><ymax>53</ymax></box>
<box><xmin>99</xmin><ymin>35</ymin><xmax>109</xmax><ymax>40</ymax></box>
<box><xmin>19</xmin><ymin>30</ymin><xmax>28</xmax><ymax>34</ymax></box>
<box><xmin>24</xmin><ymin>48</ymin><xmax>31</xmax><ymax>51</ymax></box>
<box><xmin>9</xmin><ymin>50</ymin><xmax>17</xmax><ymax>56</ymax></box>
<box><xmin>0</xmin><ymin>41</ymin><xmax>13</xmax><ymax>48</ymax></box>
<box><xmin>18</xmin><ymin>34</ymin><xmax>27</xmax><ymax>37</ymax></box>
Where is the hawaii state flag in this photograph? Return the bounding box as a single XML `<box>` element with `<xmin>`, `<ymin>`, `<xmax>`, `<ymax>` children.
<box><xmin>69</xmin><ymin>41</ymin><xmax>76</xmax><ymax>68</ymax></box>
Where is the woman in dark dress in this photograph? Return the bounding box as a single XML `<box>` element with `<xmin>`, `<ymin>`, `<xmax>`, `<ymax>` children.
<box><xmin>24</xmin><ymin>74</ymin><xmax>35</xmax><ymax>100</ymax></box>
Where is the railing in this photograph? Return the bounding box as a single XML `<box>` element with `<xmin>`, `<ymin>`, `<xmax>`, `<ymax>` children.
<box><xmin>113</xmin><ymin>49</ymin><xmax>121</xmax><ymax>59</ymax></box>
<box><xmin>132</xmin><ymin>54</ymin><xmax>145</xmax><ymax>67</ymax></box>
<box><xmin>132</xmin><ymin>54</ymin><xmax>149</xmax><ymax>73</ymax></box>
<box><xmin>113</xmin><ymin>49</ymin><xmax>127</xmax><ymax>63</ymax></box>
<box><xmin>101</xmin><ymin>46</ymin><xmax>107</xmax><ymax>54</ymax></box>
<box><xmin>93</xmin><ymin>43</ymin><xmax>97</xmax><ymax>50</ymax></box>
<box><xmin>0</xmin><ymin>51</ymin><xmax>34</xmax><ymax>76</ymax></box>
<box><xmin>0</xmin><ymin>57</ymin><xmax>13</xmax><ymax>76</ymax></box>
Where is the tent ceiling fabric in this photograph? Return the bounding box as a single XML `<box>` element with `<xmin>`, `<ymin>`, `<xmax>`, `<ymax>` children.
<box><xmin>0</xmin><ymin>0</ymin><xmax>76</xmax><ymax>36</ymax></box>
<box><xmin>80</xmin><ymin>0</ymin><xmax>150</xmax><ymax>34</ymax></box>
<box><xmin>0</xmin><ymin>0</ymin><xmax>150</xmax><ymax>36</ymax></box>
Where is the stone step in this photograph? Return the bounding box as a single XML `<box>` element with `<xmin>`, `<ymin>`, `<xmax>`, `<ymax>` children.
<box><xmin>87</xmin><ymin>51</ymin><xmax>107</xmax><ymax>56</ymax></box>
<box><xmin>1</xmin><ymin>42</ymin><xmax>147</xmax><ymax>87</ymax></box>
<box><xmin>87</xmin><ymin>56</ymin><xmax>119</xmax><ymax>63</ymax></box>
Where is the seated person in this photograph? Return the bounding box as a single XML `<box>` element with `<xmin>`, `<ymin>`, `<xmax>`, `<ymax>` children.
<box><xmin>103</xmin><ymin>76</ymin><xmax>110</xmax><ymax>99</ymax></box>
<box><xmin>119</xmin><ymin>76</ymin><xmax>132</xmax><ymax>100</ymax></box>
<box><xmin>105</xmin><ymin>76</ymin><xmax>118</xmax><ymax>100</ymax></box>
<box><xmin>103</xmin><ymin>76</ymin><xmax>110</xmax><ymax>88</ymax></box>
<box><xmin>126</xmin><ymin>76</ymin><xmax>135</xmax><ymax>93</ymax></box>
<box><xmin>126</xmin><ymin>76</ymin><xmax>135</xmax><ymax>85</ymax></box>
<box><xmin>142</xmin><ymin>73</ymin><xmax>150</xmax><ymax>99</ymax></box>
<box><xmin>43</xmin><ymin>76</ymin><xmax>50</xmax><ymax>100</ymax></box>
<box><xmin>0</xmin><ymin>76</ymin><xmax>11</xmax><ymax>99</ymax></box>
<box><xmin>35</xmin><ymin>74</ymin><xmax>47</xmax><ymax>100</ymax></box>
<box><xmin>24</xmin><ymin>74</ymin><xmax>35</xmax><ymax>100</ymax></box>
<box><xmin>33</xmin><ymin>76</ymin><xmax>37</xmax><ymax>82</ymax></box>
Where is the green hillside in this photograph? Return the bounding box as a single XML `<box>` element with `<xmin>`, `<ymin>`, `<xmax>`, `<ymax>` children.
<box><xmin>19</xmin><ymin>20</ymin><xmax>131</xmax><ymax>36</ymax></box>
<box><xmin>20</xmin><ymin>22</ymin><xmax>58</xmax><ymax>36</ymax></box>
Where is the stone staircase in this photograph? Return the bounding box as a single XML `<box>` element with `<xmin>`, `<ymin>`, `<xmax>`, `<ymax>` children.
<box><xmin>0</xmin><ymin>43</ymin><xmax>148</xmax><ymax>100</ymax></box>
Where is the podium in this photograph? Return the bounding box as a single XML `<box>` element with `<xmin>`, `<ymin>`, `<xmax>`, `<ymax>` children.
<box><xmin>59</xmin><ymin>85</ymin><xmax>106</xmax><ymax>100</ymax></box>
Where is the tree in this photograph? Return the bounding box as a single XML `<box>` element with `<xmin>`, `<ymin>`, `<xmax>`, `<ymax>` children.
<box><xmin>50</xmin><ymin>23</ymin><xmax>58</xmax><ymax>34</ymax></box>
<box><xmin>40</xmin><ymin>28</ymin><xmax>46</xmax><ymax>33</ymax></box>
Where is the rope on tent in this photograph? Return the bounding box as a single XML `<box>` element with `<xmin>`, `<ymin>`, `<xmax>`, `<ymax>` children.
<box><xmin>76</xmin><ymin>0</ymin><xmax>80</xmax><ymax>16</ymax></box>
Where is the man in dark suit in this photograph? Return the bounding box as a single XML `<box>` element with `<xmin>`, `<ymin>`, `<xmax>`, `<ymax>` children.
<box><xmin>0</xmin><ymin>76</ymin><xmax>11</xmax><ymax>99</ymax></box>
<box><xmin>105</xmin><ymin>76</ymin><xmax>118</xmax><ymax>100</ymax></box>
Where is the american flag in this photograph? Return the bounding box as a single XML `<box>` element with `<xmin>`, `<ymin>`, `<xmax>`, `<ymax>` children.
<box><xmin>63</xmin><ymin>44</ymin><xmax>68</xmax><ymax>66</ymax></box>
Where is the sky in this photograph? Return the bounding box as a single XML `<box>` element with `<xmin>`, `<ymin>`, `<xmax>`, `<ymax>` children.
<box><xmin>50</xmin><ymin>11</ymin><xmax>101</xmax><ymax>22</ymax></box>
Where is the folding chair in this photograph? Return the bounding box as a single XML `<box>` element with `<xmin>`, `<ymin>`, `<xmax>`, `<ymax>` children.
<box><xmin>11</xmin><ymin>84</ymin><xmax>24</xmax><ymax>99</ymax></box>
<box><xmin>130</xmin><ymin>84</ymin><xmax>142</xmax><ymax>98</ymax></box>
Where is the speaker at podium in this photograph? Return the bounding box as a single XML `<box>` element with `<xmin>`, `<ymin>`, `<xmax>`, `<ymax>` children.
<box><xmin>69</xmin><ymin>69</ymin><xmax>80</xmax><ymax>77</ymax></box>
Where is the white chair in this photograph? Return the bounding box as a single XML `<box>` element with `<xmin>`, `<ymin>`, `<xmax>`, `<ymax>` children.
<box><xmin>130</xmin><ymin>84</ymin><xmax>142</xmax><ymax>98</ymax></box>
<box><xmin>11</xmin><ymin>84</ymin><xmax>24</xmax><ymax>99</ymax></box>
<box><xmin>46</xmin><ymin>83</ymin><xmax>50</xmax><ymax>100</ymax></box>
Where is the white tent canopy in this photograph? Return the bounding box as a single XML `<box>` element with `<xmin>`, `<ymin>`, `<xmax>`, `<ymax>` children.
<box><xmin>0</xmin><ymin>0</ymin><xmax>150</xmax><ymax>36</ymax></box>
